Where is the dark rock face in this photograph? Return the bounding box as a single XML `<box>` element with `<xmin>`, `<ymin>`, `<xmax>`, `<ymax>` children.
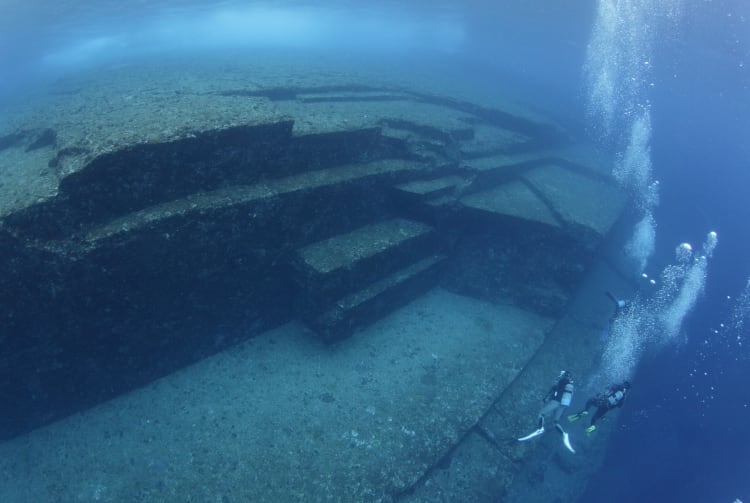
<box><xmin>6</xmin><ymin>122</ymin><xmax>407</xmax><ymax>241</ymax></box>
<box><xmin>0</xmin><ymin>123</ymin><xmax>414</xmax><ymax>440</ymax></box>
<box><xmin>25</xmin><ymin>128</ymin><xmax>57</xmax><ymax>152</ymax></box>
<box><xmin>0</xmin><ymin>85</ymin><xmax>624</xmax><ymax>441</ymax></box>
<box><xmin>441</xmin><ymin>216</ymin><xmax>588</xmax><ymax>318</ymax></box>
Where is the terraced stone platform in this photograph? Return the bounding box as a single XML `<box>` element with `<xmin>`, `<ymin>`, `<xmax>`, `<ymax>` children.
<box><xmin>297</xmin><ymin>218</ymin><xmax>433</xmax><ymax>276</ymax></box>
<box><xmin>0</xmin><ymin>53</ymin><xmax>627</xmax><ymax>499</ymax></box>
<box><xmin>294</xmin><ymin>217</ymin><xmax>444</xmax><ymax>340</ymax></box>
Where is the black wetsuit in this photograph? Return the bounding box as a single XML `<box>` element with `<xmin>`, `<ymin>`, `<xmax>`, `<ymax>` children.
<box><xmin>583</xmin><ymin>384</ymin><xmax>629</xmax><ymax>426</ymax></box>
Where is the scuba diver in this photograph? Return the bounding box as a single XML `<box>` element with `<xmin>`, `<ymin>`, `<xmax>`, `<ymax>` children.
<box><xmin>518</xmin><ymin>371</ymin><xmax>576</xmax><ymax>453</ymax></box>
<box><xmin>568</xmin><ymin>381</ymin><xmax>631</xmax><ymax>434</ymax></box>
<box><xmin>606</xmin><ymin>291</ymin><xmax>628</xmax><ymax>318</ymax></box>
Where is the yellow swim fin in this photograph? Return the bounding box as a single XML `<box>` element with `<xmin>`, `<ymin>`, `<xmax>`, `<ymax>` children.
<box><xmin>568</xmin><ymin>411</ymin><xmax>587</xmax><ymax>422</ymax></box>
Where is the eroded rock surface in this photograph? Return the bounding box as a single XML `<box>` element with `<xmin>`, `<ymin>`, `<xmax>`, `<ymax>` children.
<box><xmin>0</xmin><ymin>55</ymin><xmax>626</xmax><ymax>483</ymax></box>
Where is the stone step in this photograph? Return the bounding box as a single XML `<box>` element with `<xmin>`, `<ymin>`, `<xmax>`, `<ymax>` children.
<box><xmin>295</xmin><ymin>218</ymin><xmax>438</xmax><ymax>308</ymax></box>
<box><xmin>403</xmin><ymin>177</ymin><xmax>561</xmax><ymax>230</ymax></box>
<box><xmin>461</xmin><ymin>151</ymin><xmax>551</xmax><ymax>172</ymax></box>
<box><xmin>77</xmin><ymin>159</ymin><xmax>429</xmax><ymax>248</ymax></box>
<box><xmin>393</xmin><ymin>175</ymin><xmax>477</xmax><ymax>225</ymax></box>
<box><xmin>548</xmin><ymin>143</ymin><xmax>615</xmax><ymax>179</ymax></box>
<box><xmin>288</xmin><ymin>100</ymin><xmax>475</xmax><ymax>140</ymax></box>
<box><xmin>379</xmin><ymin>118</ymin><xmax>474</xmax><ymax>144</ymax></box>
<box><xmin>459</xmin><ymin>180</ymin><xmax>561</xmax><ymax>229</ymax></box>
<box><xmin>454</xmin><ymin>151</ymin><xmax>558</xmax><ymax>198</ymax></box>
<box><xmin>425</xmin><ymin>194</ymin><xmax>460</xmax><ymax>208</ymax></box>
<box><xmin>461</xmin><ymin>146</ymin><xmax>618</xmax><ymax>183</ymax></box>
<box><xmin>4</xmin><ymin>123</ymin><xmax>409</xmax><ymax>241</ymax></box>
<box><xmin>416</xmin><ymin>150</ymin><xmax>625</xmax><ymax>238</ymax></box>
<box><xmin>307</xmin><ymin>254</ymin><xmax>446</xmax><ymax>342</ymax></box>
<box><xmin>457</xmin><ymin>124</ymin><xmax>532</xmax><ymax>158</ymax></box>
<box><xmin>0</xmin><ymin>159</ymin><xmax>435</xmax><ymax>439</ymax></box>
<box><xmin>394</xmin><ymin>175</ymin><xmax>466</xmax><ymax>200</ymax></box>
<box><xmin>520</xmin><ymin>163</ymin><xmax>626</xmax><ymax>239</ymax></box>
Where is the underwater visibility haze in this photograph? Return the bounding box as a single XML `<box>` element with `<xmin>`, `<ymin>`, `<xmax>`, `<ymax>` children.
<box><xmin>0</xmin><ymin>1</ymin><xmax>748</xmax><ymax>502</ymax></box>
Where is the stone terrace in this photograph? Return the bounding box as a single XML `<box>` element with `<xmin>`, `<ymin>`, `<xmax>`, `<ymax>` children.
<box><xmin>0</xmin><ymin>52</ymin><xmax>628</xmax><ymax>501</ymax></box>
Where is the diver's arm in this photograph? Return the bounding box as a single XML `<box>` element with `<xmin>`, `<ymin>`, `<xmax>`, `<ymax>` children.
<box><xmin>543</xmin><ymin>386</ymin><xmax>555</xmax><ymax>402</ymax></box>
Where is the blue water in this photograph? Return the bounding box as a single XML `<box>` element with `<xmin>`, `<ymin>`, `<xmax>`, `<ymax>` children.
<box><xmin>586</xmin><ymin>2</ymin><xmax>749</xmax><ymax>500</ymax></box>
<box><xmin>1</xmin><ymin>1</ymin><xmax>748</xmax><ymax>501</ymax></box>
<box><xmin>581</xmin><ymin>1</ymin><xmax>750</xmax><ymax>499</ymax></box>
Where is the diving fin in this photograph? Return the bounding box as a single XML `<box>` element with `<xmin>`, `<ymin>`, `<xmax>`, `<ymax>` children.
<box><xmin>555</xmin><ymin>423</ymin><xmax>576</xmax><ymax>454</ymax></box>
<box><xmin>562</xmin><ymin>431</ymin><xmax>576</xmax><ymax>453</ymax></box>
<box><xmin>518</xmin><ymin>427</ymin><xmax>545</xmax><ymax>442</ymax></box>
<box><xmin>568</xmin><ymin>411</ymin><xmax>587</xmax><ymax>422</ymax></box>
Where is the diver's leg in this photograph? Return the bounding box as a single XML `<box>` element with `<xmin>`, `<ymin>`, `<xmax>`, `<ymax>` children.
<box><xmin>590</xmin><ymin>407</ymin><xmax>606</xmax><ymax>426</ymax></box>
<box><xmin>540</xmin><ymin>400</ymin><xmax>558</xmax><ymax>419</ymax></box>
<box><xmin>553</xmin><ymin>404</ymin><xmax>565</xmax><ymax>424</ymax></box>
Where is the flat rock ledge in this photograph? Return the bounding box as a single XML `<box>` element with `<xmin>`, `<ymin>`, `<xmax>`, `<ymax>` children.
<box><xmin>0</xmin><ymin>289</ymin><xmax>550</xmax><ymax>502</ymax></box>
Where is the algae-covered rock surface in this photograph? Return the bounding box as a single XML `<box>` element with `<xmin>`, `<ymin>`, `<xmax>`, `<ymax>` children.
<box><xmin>0</xmin><ymin>51</ymin><xmax>630</xmax><ymax>501</ymax></box>
<box><xmin>0</xmin><ymin>289</ymin><xmax>550</xmax><ymax>502</ymax></box>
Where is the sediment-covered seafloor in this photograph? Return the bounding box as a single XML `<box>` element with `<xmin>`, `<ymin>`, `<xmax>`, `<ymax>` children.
<box><xmin>0</xmin><ymin>54</ymin><xmax>631</xmax><ymax>501</ymax></box>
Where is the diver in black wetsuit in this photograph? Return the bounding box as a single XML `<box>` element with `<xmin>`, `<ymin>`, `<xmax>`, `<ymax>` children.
<box><xmin>568</xmin><ymin>381</ymin><xmax>631</xmax><ymax>434</ymax></box>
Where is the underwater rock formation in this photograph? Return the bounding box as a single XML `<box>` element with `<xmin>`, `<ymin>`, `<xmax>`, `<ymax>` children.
<box><xmin>0</xmin><ymin>60</ymin><xmax>627</xmax><ymax>500</ymax></box>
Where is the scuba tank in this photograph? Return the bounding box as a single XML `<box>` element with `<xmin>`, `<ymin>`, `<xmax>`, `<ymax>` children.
<box><xmin>607</xmin><ymin>389</ymin><xmax>625</xmax><ymax>406</ymax></box>
<box><xmin>560</xmin><ymin>382</ymin><xmax>574</xmax><ymax>406</ymax></box>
